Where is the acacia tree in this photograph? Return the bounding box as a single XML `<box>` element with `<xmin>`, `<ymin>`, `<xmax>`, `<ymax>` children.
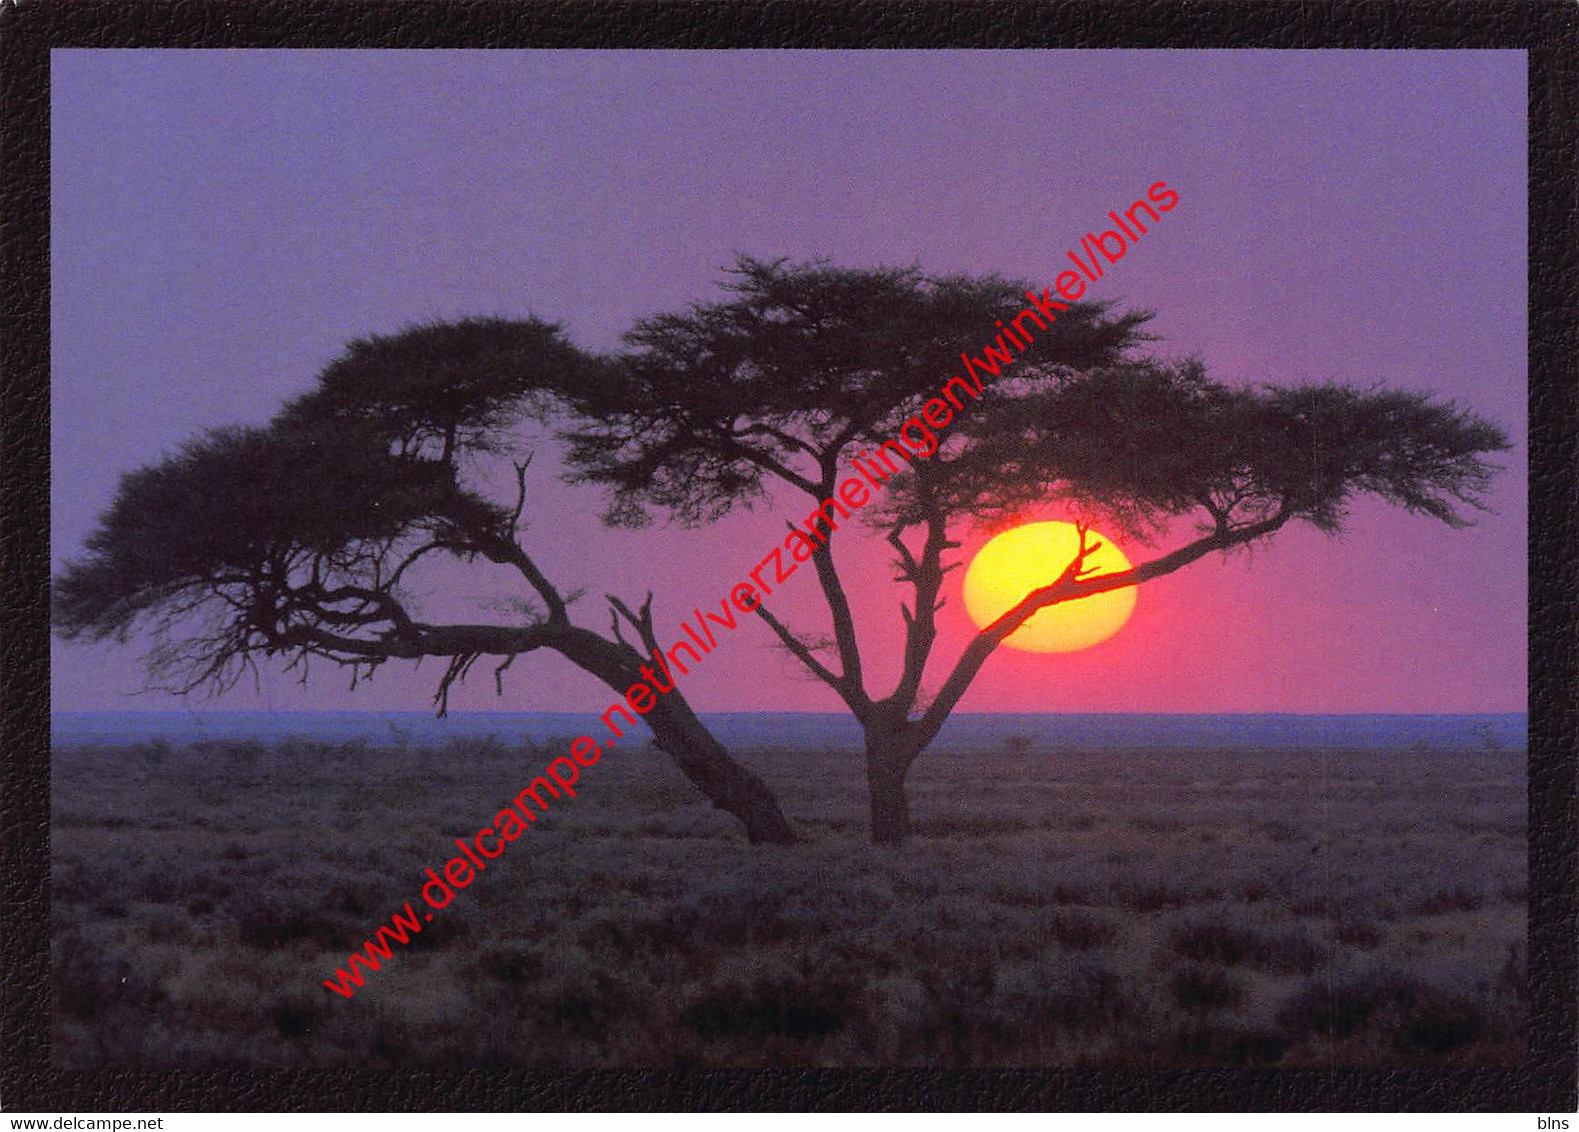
<box><xmin>562</xmin><ymin>257</ymin><xmax>1510</xmax><ymax>844</ymax></box>
<box><xmin>52</xmin><ymin>317</ymin><xmax>797</xmax><ymax>844</ymax></box>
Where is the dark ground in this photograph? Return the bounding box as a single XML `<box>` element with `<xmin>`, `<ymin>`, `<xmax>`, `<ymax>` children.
<box><xmin>51</xmin><ymin>734</ymin><xmax>1526</xmax><ymax>1067</ymax></box>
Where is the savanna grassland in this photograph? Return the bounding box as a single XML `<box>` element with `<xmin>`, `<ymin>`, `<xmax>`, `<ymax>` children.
<box><xmin>51</xmin><ymin>731</ymin><xmax>1526</xmax><ymax>1068</ymax></box>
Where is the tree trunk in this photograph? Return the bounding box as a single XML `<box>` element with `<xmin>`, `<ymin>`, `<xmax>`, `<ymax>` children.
<box><xmin>556</xmin><ymin>626</ymin><xmax>797</xmax><ymax>845</ymax></box>
<box><xmin>865</xmin><ymin>730</ymin><xmax>915</xmax><ymax>846</ymax></box>
<box><xmin>646</xmin><ymin>697</ymin><xmax>798</xmax><ymax>845</ymax></box>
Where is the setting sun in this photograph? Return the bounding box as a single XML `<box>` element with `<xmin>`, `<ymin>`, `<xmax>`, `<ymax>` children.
<box><xmin>962</xmin><ymin>521</ymin><xmax>1137</xmax><ymax>652</ymax></box>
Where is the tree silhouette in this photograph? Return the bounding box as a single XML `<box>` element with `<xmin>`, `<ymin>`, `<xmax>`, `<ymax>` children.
<box><xmin>56</xmin><ymin>264</ymin><xmax>1511</xmax><ymax>849</ymax></box>
<box><xmin>53</xmin><ymin>317</ymin><xmax>797</xmax><ymax>844</ymax></box>
<box><xmin>561</xmin><ymin>257</ymin><xmax>1510</xmax><ymax>844</ymax></box>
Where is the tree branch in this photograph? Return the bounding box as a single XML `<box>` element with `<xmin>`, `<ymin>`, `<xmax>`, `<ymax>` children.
<box><xmin>914</xmin><ymin>510</ymin><xmax>1292</xmax><ymax>751</ymax></box>
<box><xmin>607</xmin><ymin>591</ymin><xmax>660</xmax><ymax>663</ymax></box>
<box><xmin>712</xmin><ymin>427</ymin><xmax>822</xmax><ymax>496</ymax></box>
<box><xmin>730</xmin><ymin>422</ymin><xmax>822</xmax><ymax>460</ymax></box>
<box><xmin>494</xmin><ymin>653</ymin><xmax>517</xmax><ymax>696</ymax></box>
<box><xmin>469</xmin><ymin>530</ymin><xmax>570</xmax><ymax>626</ymax></box>
<box><xmin>753</xmin><ymin>601</ymin><xmax>867</xmax><ymax>719</ymax></box>
<box><xmin>297</xmin><ymin>582</ymin><xmax>417</xmax><ymax>634</ymax></box>
<box><xmin>386</xmin><ymin>541</ymin><xmax>446</xmax><ymax>590</ymax></box>
<box><xmin>508</xmin><ymin>456</ymin><xmax>532</xmax><ymax>532</ymax></box>
<box><xmin>886</xmin><ymin>524</ymin><xmax>920</xmax><ymax>583</ymax></box>
<box><xmin>882</xmin><ymin>497</ymin><xmax>957</xmax><ymax>721</ymax></box>
<box><xmin>796</xmin><ymin>515</ymin><xmax>869</xmax><ymax>712</ymax></box>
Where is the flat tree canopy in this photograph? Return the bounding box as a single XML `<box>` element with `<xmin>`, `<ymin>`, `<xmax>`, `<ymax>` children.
<box><xmin>558</xmin><ymin>257</ymin><xmax>1511</xmax><ymax>843</ymax></box>
<box><xmin>55</xmin><ymin>317</ymin><xmax>580</xmax><ymax>694</ymax></box>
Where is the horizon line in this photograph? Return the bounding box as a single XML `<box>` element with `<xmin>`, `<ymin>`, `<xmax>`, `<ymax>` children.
<box><xmin>50</xmin><ymin>708</ymin><xmax>1529</xmax><ymax>718</ymax></box>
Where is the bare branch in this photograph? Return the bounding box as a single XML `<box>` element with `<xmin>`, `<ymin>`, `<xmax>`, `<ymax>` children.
<box><xmin>886</xmin><ymin>524</ymin><xmax>920</xmax><ymax>583</ymax></box>
<box><xmin>915</xmin><ymin>508</ymin><xmax>1292</xmax><ymax>749</ymax></box>
<box><xmin>385</xmin><ymin>541</ymin><xmax>445</xmax><ymax>589</ymax></box>
<box><xmin>802</xmin><ymin>523</ymin><xmax>868</xmax><ymax>710</ymax></box>
<box><xmin>753</xmin><ymin>602</ymin><xmax>848</xmax><ymax>700</ymax></box>
<box><xmin>494</xmin><ymin>654</ymin><xmax>517</xmax><ymax>696</ymax></box>
<box><xmin>434</xmin><ymin>652</ymin><xmax>481</xmax><ymax>717</ymax></box>
<box><xmin>607</xmin><ymin>591</ymin><xmax>660</xmax><ymax>661</ymax></box>
<box><xmin>465</xmin><ymin>531</ymin><xmax>568</xmax><ymax>626</ymax></box>
<box><xmin>712</xmin><ymin>426</ymin><xmax>822</xmax><ymax>496</ymax></box>
<box><xmin>730</xmin><ymin>422</ymin><xmax>823</xmax><ymax>460</ymax></box>
<box><xmin>508</xmin><ymin>456</ymin><xmax>532</xmax><ymax>532</ymax></box>
<box><xmin>608</xmin><ymin>602</ymin><xmax>633</xmax><ymax>655</ymax></box>
<box><xmin>879</xmin><ymin>477</ymin><xmax>955</xmax><ymax>722</ymax></box>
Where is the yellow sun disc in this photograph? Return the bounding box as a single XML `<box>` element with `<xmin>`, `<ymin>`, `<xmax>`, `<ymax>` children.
<box><xmin>962</xmin><ymin>521</ymin><xmax>1137</xmax><ymax>652</ymax></box>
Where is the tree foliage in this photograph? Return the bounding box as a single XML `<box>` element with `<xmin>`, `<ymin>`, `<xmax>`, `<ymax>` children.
<box><xmin>556</xmin><ymin>256</ymin><xmax>1510</xmax><ymax>843</ymax></box>
<box><xmin>54</xmin><ymin>317</ymin><xmax>580</xmax><ymax>695</ymax></box>
<box><xmin>931</xmin><ymin>359</ymin><xmax>1509</xmax><ymax>538</ymax></box>
<box><xmin>560</xmin><ymin>255</ymin><xmax>1152</xmax><ymax>526</ymax></box>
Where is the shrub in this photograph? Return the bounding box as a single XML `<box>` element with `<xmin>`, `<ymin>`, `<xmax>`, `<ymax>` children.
<box><xmin>909</xmin><ymin>960</ymin><xmax>1002</xmax><ymax>1055</ymax></box>
<box><xmin>984</xmin><ymin>883</ymin><xmax>1049</xmax><ymax>910</ymax></box>
<box><xmin>402</xmin><ymin>909</ymin><xmax>476</xmax><ymax>952</ymax></box>
<box><xmin>613</xmin><ymin>905</ymin><xmax>705</xmax><ymax>954</ymax></box>
<box><xmin>1276</xmin><ymin>971</ymin><xmax>1487</xmax><ymax>1055</ymax></box>
<box><xmin>1410</xmin><ymin>887</ymin><xmax>1483</xmax><ymax>915</ymax></box>
<box><xmin>1383</xmin><ymin>985</ymin><xmax>1489</xmax><ymax>1056</ymax></box>
<box><xmin>1047</xmin><ymin>911</ymin><xmax>1119</xmax><ymax>951</ymax></box>
<box><xmin>1125</xmin><ymin>883</ymin><xmax>1194</xmax><ymax>912</ymax></box>
<box><xmin>1236</xmin><ymin>879</ymin><xmax>1272</xmax><ymax>905</ymax></box>
<box><xmin>1171</xmin><ymin>919</ymin><xmax>1324</xmax><ymax>975</ymax></box>
<box><xmin>272</xmin><ymin>994</ymin><xmax>327</xmax><ymax>1039</ymax></box>
<box><xmin>137</xmin><ymin>740</ymin><xmax>172</xmax><ymax>767</ymax></box>
<box><xmin>473</xmin><ymin>943</ymin><xmax>545</xmax><ymax>986</ymax></box>
<box><xmin>1335</xmin><ymin>920</ymin><xmax>1385</xmax><ymax>949</ymax></box>
<box><xmin>324</xmin><ymin>882</ymin><xmax>381</xmax><ymax>919</ymax></box>
<box><xmin>592</xmin><ymin>891</ymin><xmax>791</xmax><ymax>956</ymax></box>
<box><xmin>235</xmin><ymin>902</ymin><xmax>347</xmax><ymax>950</ymax></box>
<box><xmin>135</xmin><ymin>871</ymin><xmax>179</xmax><ymax>905</ymax></box>
<box><xmin>543</xmin><ymin>971</ymin><xmax>642</xmax><ymax>1041</ymax></box>
<box><xmin>1050</xmin><ymin>883</ymin><xmax>1098</xmax><ymax>906</ymax></box>
<box><xmin>998</xmin><ymin>958</ymin><xmax>1137</xmax><ymax>1033</ymax></box>
<box><xmin>229</xmin><ymin>739</ymin><xmax>266</xmax><ymax>768</ymax></box>
<box><xmin>1289</xmin><ymin>895</ymin><xmax>1332</xmax><ymax>918</ymax></box>
<box><xmin>1261</xmin><ymin>934</ymin><xmax>1327</xmax><ymax>976</ymax></box>
<box><xmin>913</xmin><ymin>814</ymin><xmax>1037</xmax><ymax>837</ymax></box>
<box><xmin>694</xmin><ymin>890</ymin><xmax>793</xmax><ymax>948</ymax></box>
<box><xmin>1167</xmin><ymin>1023</ymin><xmax>1291</xmax><ymax>1065</ymax></box>
<box><xmin>145</xmin><ymin>916</ymin><xmax>191</xmax><ymax>945</ymax></box>
<box><xmin>1172</xmin><ymin>965</ymin><xmax>1245</xmax><ymax>1009</ymax></box>
<box><xmin>685</xmin><ymin>978</ymin><xmax>851</xmax><ymax>1042</ymax></box>
<box><xmin>54</xmin><ymin>934</ymin><xmax>166</xmax><ymax>1022</ymax></box>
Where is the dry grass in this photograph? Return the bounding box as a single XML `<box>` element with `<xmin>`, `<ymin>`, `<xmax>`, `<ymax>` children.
<box><xmin>51</xmin><ymin>734</ymin><xmax>1526</xmax><ymax>1067</ymax></box>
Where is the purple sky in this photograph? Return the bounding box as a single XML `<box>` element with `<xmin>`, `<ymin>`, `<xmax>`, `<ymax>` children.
<box><xmin>50</xmin><ymin>49</ymin><xmax>1527</xmax><ymax>715</ymax></box>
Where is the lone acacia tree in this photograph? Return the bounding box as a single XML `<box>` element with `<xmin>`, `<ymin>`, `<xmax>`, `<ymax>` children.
<box><xmin>561</xmin><ymin>256</ymin><xmax>1510</xmax><ymax>845</ymax></box>
<box><xmin>57</xmin><ymin>265</ymin><xmax>1509</xmax><ymax>848</ymax></box>
<box><xmin>52</xmin><ymin>317</ymin><xmax>797</xmax><ymax>844</ymax></box>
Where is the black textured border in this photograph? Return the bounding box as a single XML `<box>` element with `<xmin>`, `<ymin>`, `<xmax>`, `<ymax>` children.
<box><xmin>2</xmin><ymin>0</ymin><xmax>1574</xmax><ymax>1113</ymax></box>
